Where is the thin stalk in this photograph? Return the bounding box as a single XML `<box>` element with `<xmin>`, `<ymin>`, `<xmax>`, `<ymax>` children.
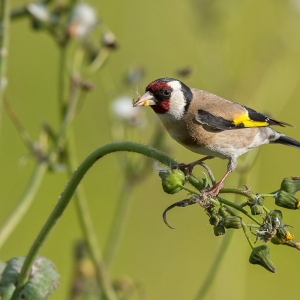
<box><xmin>58</xmin><ymin>45</ymin><xmax>68</xmax><ymax>118</ymax></box>
<box><xmin>180</xmin><ymin>184</ymin><xmax>198</xmax><ymax>195</ymax></box>
<box><xmin>10</xmin><ymin>0</ymin><xmax>55</xmax><ymax>20</ymax></box>
<box><xmin>193</xmin><ymin>229</ymin><xmax>235</xmax><ymax>300</ymax></box>
<box><xmin>0</xmin><ymin>162</ymin><xmax>48</xmax><ymax>249</ymax></box>
<box><xmin>66</xmin><ymin>130</ymin><xmax>115</xmax><ymax>300</ymax></box>
<box><xmin>0</xmin><ymin>0</ymin><xmax>10</xmax><ymax>132</ymax></box>
<box><xmin>242</xmin><ymin>223</ymin><xmax>255</xmax><ymax>249</ymax></box>
<box><xmin>56</xmin><ymin>13</ymin><xmax>114</xmax><ymax>297</ymax></box>
<box><xmin>55</xmin><ymin>75</ymin><xmax>80</xmax><ymax>149</ymax></box>
<box><xmin>86</xmin><ymin>47</ymin><xmax>111</xmax><ymax>75</ymax></box>
<box><xmin>104</xmin><ymin>180</ymin><xmax>133</xmax><ymax>267</ymax></box>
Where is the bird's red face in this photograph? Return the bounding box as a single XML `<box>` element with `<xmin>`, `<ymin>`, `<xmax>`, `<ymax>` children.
<box><xmin>133</xmin><ymin>78</ymin><xmax>193</xmax><ymax>120</ymax></box>
<box><xmin>145</xmin><ymin>81</ymin><xmax>173</xmax><ymax>114</ymax></box>
<box><xmin>133</xmin><ymin>78</ymin><xmax>176</xmax><ymax>114</ymax></box>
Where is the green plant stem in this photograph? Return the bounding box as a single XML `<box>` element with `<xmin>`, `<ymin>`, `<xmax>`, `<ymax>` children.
<box><xmin>10</xmin><ymin>142</ymin><xmax>178</xmax><ymax>300</ymax></box>
<box><xmin>219</xmin><ymin>187</ymin><xmax>257</xmax><ymax>201</ymax></box>
<box><xmin>0</xmin><ymin>162</ymin><xmax>48</xmax><ymax>249</ymax></box>
<box><xmin>86</xmin><ymin>47</ymin><xmax>111</xmax><ymax>75</ymax></box>
<box><xmin>66</xmin><ymin>132</ymin><xmax>114</xmax><ymax>300</ymax></box>
<box><xmin>217</xmin><ymin>196</ymin><xmax>260</xmax><ymax>225</ymax></box>
<box><xmin>180</xmin><ymin>184</ymin><xmax>198</xmax><ymax>195</ymax></box>
<box><xmin>104</xmin><ymin>180</ymin><xmax>133</xmax><ymax>268</ymax></box>
<box><xmin>58</xmin><ymin>45</ymin><xmax>68</xmax><ymax>118</ymax></box>
<box><xmin>0</xmin><ymin>0</ymin><xmax>10</xmax><ymax>131</ymax></box>
<box><xmin>194</xmin><ymin>229</ymin><xmax>235</xmax><ymax>300</ymax></box>
<box><xmin>58</xmin><ymin>40</ymin><xmax>113</xmax><ymax>297</ymax></box>
<box><xmin>10</xmin><ymin>0</ymin><xmax>55</xmax><ymax>20</ymax></box>
<box><xmin>241</xmin><ymin>223</ymin><xmax>255</xmax><ymax>249</ymax></box>
<box><xmin>55</xmin><ymin>75</ymin><xmax>80</xmax><ymax>149</ymax></box>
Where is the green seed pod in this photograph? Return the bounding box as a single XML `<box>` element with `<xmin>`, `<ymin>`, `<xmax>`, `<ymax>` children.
<box><xmin>251</xmin><ymin>204</ymin><xmax>264</xmax><ymax>215</ymax></box>
<box><xmin>280</xmin><ymin>177</ymin><xmax>300</xmax><ymax>195</ymax></box>
<box><xmin>218</xmin><ymin>206</ymin><xmax>230</xmax><ymax>217</ymax></box>
<box><xmin>257</xmin><ymin>197</ymin><xmax>264</xmax><ymax>206</ymax></box>
<box><xmin>159</xmin><ymin>169</ymin><xmax>185</xmax><ymax>194</ymax></box>
<box><xmin>213</xmin><ymin>225</ymin><xmax>226</xmax><ymax>236</ymax></box>
<box><xmin>275</xmin><ymin>190</ymin><xmax>300</xmax><ymax>210</ymax></box>
<box><xmin>277</xmin><ymin>240</ymin><xmax>300</xmax><ymax>250</ymax></box>
<box><xmin>223</xmin><ymin>215</ymin><xmax>242</xmax><ymax>229</ymax></box>
<box><xmin>209</xmin><ymin>214</ymin><xmax>222</xmax><ymax>226</ymax></box>
<box><xmin>270</xmin><ymin>236</ymin><xmax>281</xmax><ymax>245</ymax></box>
<box><xmin>249</xmin><ymin>245</ymin><xmax>276</xmax><ymax>273</ymax></box>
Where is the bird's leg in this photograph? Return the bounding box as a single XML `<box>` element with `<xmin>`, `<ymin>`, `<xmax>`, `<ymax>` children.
<box><xmin>201</xmin><ymin>170</ymin><xmax>231</xmax><ymax>198</ymax></box>
<box><xmin>173</xmin><ymin>156</ymin><xmax>214</xmax><ymax>177</ymax></box>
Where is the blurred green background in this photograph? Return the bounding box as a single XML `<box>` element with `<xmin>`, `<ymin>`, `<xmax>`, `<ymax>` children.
<box><xmin>1</xmin><ymin>0</ymin><xmax>300</xmax><ymax>299</ymax></box>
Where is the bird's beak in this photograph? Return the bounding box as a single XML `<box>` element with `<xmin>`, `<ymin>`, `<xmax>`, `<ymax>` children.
<box><xmin>133</xmin><ymin>91</ymin><xmax>156</xmax><ymax>107</ymax></box>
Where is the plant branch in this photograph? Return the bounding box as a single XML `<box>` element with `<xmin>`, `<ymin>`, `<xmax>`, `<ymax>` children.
<box><xmin>0</xmin><ymin>0</ymin><xmax>10</xmax><ymax>133</ymax></box>
<box><xmin>10</xmin><ymin>142</ymin><xmax>179</xmax><ymax>300</ymax></box>
<box><xmin>0</xmin><ymin>162</ymin><xmax>48</xmax><ymax>249</ymax></box>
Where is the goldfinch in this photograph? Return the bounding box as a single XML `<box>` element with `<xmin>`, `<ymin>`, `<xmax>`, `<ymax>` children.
<box><xmin>133</xmin><ymin>77</ymin><xmax>300</xmax><ymax>196</ymax></box>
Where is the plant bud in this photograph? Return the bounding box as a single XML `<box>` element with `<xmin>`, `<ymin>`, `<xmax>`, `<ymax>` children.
<box><xmin>280</xmin><ymin>177</ymin><xmax>300</xmax><ymax>195</ymax></box>
<box><xmin>279</xmin><ymin>240</ymin><xmax>300</xmax><ymax>250</ymax></box>
<box><xmin>209</xmin><ymin>214</ymin><xmax>222</xmax><ymax>226</ymax></box>
<box><xmin>213</xmin><ymin>225</ymin><xmax>226</xmax><ymax>236</ymax></box>
<box><xmin>249</xmin><ymin>245</ymin><xmax>276</xmax><ymax>273</ymax></box>
<box><xmin>223</xmin><ymin>215</ymin><xmax>242</xmax><ymax>229</ymax></box>
<box><xmin>159</xmin><ymin>169</ymin><xmax>185</xmax><ymax>194</ymax></box>
<box><xmin>218</xmin><ymin>206</ymin><xmax>229</xmax><ymax>217</ymax></box>
<box><xmin>275</xmin><ymin>190</ymin><xmax>300</xmax><ymax>210</ymax></box>
<box><xmin>251</xmin><ymin>204</ymin><xmax>264</xmax><ymax>215</ymax></box>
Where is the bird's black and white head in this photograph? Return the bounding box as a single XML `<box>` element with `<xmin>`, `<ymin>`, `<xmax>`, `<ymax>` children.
<box><xmin>133</xmin><ymin>78</ymin><xmax>193</xmax><ymax>120</ymax></box>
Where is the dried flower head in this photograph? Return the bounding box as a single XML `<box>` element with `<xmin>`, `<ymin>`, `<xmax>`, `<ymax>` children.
<box><xmin>68</xmin><ymin>3</ymin><xmax>98</xmax><ymax>38</ymax></box>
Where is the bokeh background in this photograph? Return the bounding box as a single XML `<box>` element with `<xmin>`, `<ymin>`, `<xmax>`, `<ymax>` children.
<box><xmin>1</xmin><ymin>0</ymin><xmax>300</xmax><ymax>299</ymax></box>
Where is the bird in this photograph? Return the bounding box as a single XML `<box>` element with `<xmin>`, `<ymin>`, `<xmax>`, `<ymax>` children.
<box><xmin>133</xmin><ymin>77</ymin><xmax>300</xmax><ymax>197</ymax></box>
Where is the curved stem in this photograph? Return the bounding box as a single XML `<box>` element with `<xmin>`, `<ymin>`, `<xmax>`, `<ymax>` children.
<box><xmin>0</xmin><ymin>163</ymin><xmax>48</xmax><ymax>249</ymax></box>
<box><xmin>104</xmin><ymin>180</ymin><xmax>133</xmax><ymax>267</ymax></box>
<box><xmin>66</xmin><ymin>131</ymin><xmax>113</xmax><ymax>299</ymax></box>
<box><xmin>10</xmin><ymin>142</ymin><xmax>179</xmax><ymax>300</ymax></box>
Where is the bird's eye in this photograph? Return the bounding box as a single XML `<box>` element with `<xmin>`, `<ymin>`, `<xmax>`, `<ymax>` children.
<box><xmin>162</xmin><ymin>89</ymin><xmax>171</xmax><ymax>97</ymax></box>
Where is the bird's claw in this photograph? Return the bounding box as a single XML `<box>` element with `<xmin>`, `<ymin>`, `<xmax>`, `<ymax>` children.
<box><xmin>200</xmin><ymin>181</ymin><xmax>224</xmax><ymax>198</ymax></box>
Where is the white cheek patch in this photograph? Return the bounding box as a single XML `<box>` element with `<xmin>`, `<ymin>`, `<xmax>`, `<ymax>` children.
<box><xmin>167</xmin><ymin>81</ymin><xmax>186</xmax><ymax>120</ymax></box>
<box><xmin>168</xmin><ymin>80</ymin><xmax>182</xmax><ymax>90</ymax></box>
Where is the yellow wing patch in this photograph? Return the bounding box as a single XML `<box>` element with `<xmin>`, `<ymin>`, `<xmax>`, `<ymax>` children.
<box><xmin>233</xmin><ymin>114</ymin><xmax>268</xmax><ymax>128</ymax></box>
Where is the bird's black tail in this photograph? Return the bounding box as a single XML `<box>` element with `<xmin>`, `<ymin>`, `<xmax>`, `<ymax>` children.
<box><xmin>274</xmin><ymin>135</ymin><xmax>300</xmax><ymax>149</ymax></box>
